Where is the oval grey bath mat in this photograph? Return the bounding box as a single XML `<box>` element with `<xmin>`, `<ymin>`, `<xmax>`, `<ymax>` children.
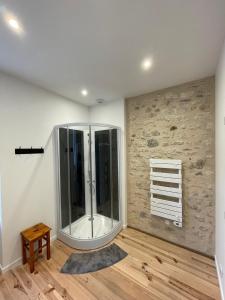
<box><xmin>60</xmin><ymin>243</ymin><xmax>128</xmax><ymax>274</ymax></box>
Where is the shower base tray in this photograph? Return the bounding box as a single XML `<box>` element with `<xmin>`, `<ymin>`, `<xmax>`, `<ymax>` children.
<box><xmin>58</xmin><ymin>214</ymin><xmax>122</xmax><ymax>250</ymax></box>
<box><xmin>61</xmin><ymin>214</ymin><xmax>119</xmax><ymax>240</ymax></box>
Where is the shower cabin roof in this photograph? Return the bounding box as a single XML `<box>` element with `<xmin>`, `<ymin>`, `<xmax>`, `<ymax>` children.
<box><xmin>54</xmin><ymin>122</ymin><xmax>121</xmax><ymax>130</ymax></box>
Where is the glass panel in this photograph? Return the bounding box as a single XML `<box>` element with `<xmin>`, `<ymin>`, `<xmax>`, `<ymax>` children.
<box><xmin>95</xmin><ymin>129</ymin><xmax>111</xmax><ymax>218</ymax></box>
<box><xmin>59</xmin><ymin>127</ymin><xmax>70</xmax><ymax>231</ymax></box>
<box><xmin>68</xmin><ymin>129</ymin><xmax>86</xmax><ymax>223</ymax></box>
<box><xmin>88</xmin><ymin>125</ymin><xmax>94</xmax><ymax>238</ymax></box>
<box><xmin>67</xmin><ymin>125</ymin><xmax>93</xmax><ymax>239</ymax></box>
<box><xmin>110</xmin><ymin>129</ymin><xmax>119</xmax><ymax>222</ymax></box>
<box><xmin>93</xmin><ymin>126</ymin><xmax>119</xmax><ymax>238</ymax></box>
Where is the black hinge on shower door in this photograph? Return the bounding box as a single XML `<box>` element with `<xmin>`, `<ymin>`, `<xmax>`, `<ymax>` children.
<box><xmin>65</xmin><ymin>147</ymin><xmax>73</xmax><ymax>153</ymax></box>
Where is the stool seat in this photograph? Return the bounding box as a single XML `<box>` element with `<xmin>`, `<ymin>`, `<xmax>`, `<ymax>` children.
<box><xmin>21</xmin><ymin>223</ymin><xmax>51</xmax><ymax>273</ymax></box>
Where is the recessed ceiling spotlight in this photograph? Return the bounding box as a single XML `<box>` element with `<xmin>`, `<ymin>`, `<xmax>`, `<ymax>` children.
<box><xmin>8</xmin><ymin>18</ymin><xmax>19</xmax><ymax>30</ymax></box>
<box><xmin>4</xmin><ymin>13</ymin><xmax>23</xmax><ymax>34</ymax></box>
<box><xmin>81</xmin><ymin>89</ymin><xmax>88</xmax><ymax>96</ymax></box>
<box><xmin>141</xmin><ymin>58</ymin><xmax>153</xmax><ymax>71</ymax></box>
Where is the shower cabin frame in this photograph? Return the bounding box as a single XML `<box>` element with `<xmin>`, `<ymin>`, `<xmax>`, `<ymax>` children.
<box><xmin>54</xmin><ymin>123</ymin><xmax>123</xmax><ymax>250</ymax></box>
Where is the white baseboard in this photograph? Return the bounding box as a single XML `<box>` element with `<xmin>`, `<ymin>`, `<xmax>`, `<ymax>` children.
<box><xmin>0</xmin><ymin>257</ymin><xmax>22</xmax><ymax>273</ymax></box>
<box><xmin>122</xmin><ymin>224</ymin><xmax>127</xmax><ymax>229</ymax></box>
<box><xmin>0</xmin><ymin>234</ymin><xmax>57</xmax><ymax>274</ymax></box>
<box><xmin>215</xmin><ymin>255</ymin><xmax>225</xmax><ymax>300</ymax></box>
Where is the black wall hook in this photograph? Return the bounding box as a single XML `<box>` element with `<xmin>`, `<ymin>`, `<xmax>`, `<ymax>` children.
<box><xmin>15</xmin><ymin>147</ymin><xmax>44</xmax><ymax>155</ymax></box>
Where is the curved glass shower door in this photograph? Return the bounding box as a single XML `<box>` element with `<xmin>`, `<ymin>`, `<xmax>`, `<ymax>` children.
<box><xmin>59</xmin><ymin>125</ymin><xmax>87</xmax><ymax>237</ymax></box>
<box><xmin>57</xmin><ymin>123</ymin><xmax>121</xmax><ymax>249</ymax></box>
<box><xmin>91</xmin><ymin>125</ymin><xmax>120</xmax><ymax>238</ymax></box>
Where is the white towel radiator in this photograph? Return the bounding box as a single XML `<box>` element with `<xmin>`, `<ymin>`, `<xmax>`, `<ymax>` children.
<box><xmin>150</xmin><ymin>159</ymin><xmax>182</xmax><ymax>227</ymax></box>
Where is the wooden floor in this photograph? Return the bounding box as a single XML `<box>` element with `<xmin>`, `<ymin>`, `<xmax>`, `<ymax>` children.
<box><xmin>0</xmin><ymin>228</ymin><xmax>220</xmax><ymax>300</ymax></box>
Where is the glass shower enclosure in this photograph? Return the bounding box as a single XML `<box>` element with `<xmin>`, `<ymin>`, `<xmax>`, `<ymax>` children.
<box><xmin>55</xmin><ymin>123</ymin><xmax>122</xmax><ymax>249</ymax></box>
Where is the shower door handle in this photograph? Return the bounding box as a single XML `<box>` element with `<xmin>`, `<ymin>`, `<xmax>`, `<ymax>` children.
<box><xmin>87</xmin><ymin>179</ymin><xmax>95</xmax><ymax>184</ymax></box>
<box><xmin>92</xmin><ymin>182</ymin><xmax>95</xmax><ymax>193</ymax></box>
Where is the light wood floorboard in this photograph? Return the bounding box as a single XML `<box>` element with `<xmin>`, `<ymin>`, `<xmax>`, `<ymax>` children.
<box><xmin>0</xmin><ymin>228</ymin><xmax>220</xmax><ymax>300</ymax></box>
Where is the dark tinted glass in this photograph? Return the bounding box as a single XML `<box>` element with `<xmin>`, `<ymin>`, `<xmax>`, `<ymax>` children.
<box><xmin>59</xmin><ymin>128</ymin><xmax>85</xmax><ymax>228</ymax></box>
<box><xmin>95</xmin><ymin>129</ymin><xmax>119</xmax><ymax>221</ymax></box>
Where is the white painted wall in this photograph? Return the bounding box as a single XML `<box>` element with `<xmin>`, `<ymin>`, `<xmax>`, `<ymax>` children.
<box><xmin>215</xmin><ymin>39</ymin><xmax>225</xmax><ymax>299</ymax></box>
<box><xmin>89</xmin><ymin>99</ymin><xmax>127</xmax><ymax>228</ymax></box>
<box><xmin>0</xmin><ymin>72</ymin><xmax>89</xmax><ymax>270</ymax></box>
<box><xmin>0</xmin><ymin>72</ymin><xmax>126</xmax><ymax>270</ymax></box>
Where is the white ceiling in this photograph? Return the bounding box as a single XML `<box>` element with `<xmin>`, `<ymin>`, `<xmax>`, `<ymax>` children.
<box><xmin>0</xmin><ymin>0</ymin><xmax>225</xmax><ymax>106</ymax></box>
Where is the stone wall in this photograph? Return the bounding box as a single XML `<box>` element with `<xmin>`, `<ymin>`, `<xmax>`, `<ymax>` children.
<box><xmin>126</xmin><ymin>77</ymin><xmax>215</xmax><ymax>256</ymax></box>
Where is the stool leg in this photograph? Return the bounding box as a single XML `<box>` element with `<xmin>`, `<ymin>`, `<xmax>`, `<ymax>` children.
<box><xmin>21</xmin><ymin>236</ymin><xmax>27</xmax><ymax>264</ymax></box>
<box><xmin>46</xmin><ymin>231</ymin><xmax>51</xmax><ymax>260</ymax></box>
<box><xmin>29</xmin><ymin>241</ymin><xmax>35</xmax><ymax>273</ymax></box>
<box><xmin>38</xmin><ymin>238</ymin><xmax>42</xmax><ymax>254</ymax></box>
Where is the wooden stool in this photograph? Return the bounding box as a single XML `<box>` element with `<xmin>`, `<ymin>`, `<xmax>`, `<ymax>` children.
<box><xmin>21</xmin><ymin>223</ymin><xmax>51</xmax><ymax>273</ymax></box>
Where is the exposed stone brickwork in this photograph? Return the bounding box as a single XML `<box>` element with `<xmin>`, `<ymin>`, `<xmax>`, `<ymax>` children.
<box><xmin>126</xmin><ymin>77</ymin><xmax>215</xmax><ymax>256</ymax></box>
